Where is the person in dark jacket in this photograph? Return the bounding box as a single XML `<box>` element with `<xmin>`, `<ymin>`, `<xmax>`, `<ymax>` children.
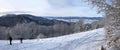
<box><xmin>20</xmin><ymin>37</ymin><xmax>23</xmax><ymax>43</ymax></box>
<box><xmin>8</xmin><ymin>33</ymin><xmax>12</xmax><ymax>45</ymax></box>
<box><xmin>9</xmin><ymin>36</ymin><xmax>12</xmax><ymax>45</ymax></box>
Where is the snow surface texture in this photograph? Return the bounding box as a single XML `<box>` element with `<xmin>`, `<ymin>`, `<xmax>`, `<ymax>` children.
<box><xmin>0</xmin><ymin>28</ymin><xmax>105</xmax><ymax>50</ymax></box>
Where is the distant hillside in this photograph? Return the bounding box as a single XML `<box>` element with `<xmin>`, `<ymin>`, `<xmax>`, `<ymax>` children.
<box><xmin>45</xmin><ymin>17</ymin><xmax>103</xmax><ymax>23</ymax></box>
<box><xmin>0</xmin><ymin>14</ymin><xmax>70</xmax><ymax>27</ymax></box>
<box><xmin>46</xmin><ymin>17</ymin><xmax>102</xmax><ymax>20</ymax></box>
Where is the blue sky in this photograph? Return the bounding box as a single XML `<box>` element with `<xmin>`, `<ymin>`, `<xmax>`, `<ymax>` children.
<box><xmin>0</xmin><ymin>0</ymin><xmax>102</xmax><ymax>17</ymax></box>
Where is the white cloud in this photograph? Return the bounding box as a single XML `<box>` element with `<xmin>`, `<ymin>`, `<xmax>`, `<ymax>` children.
<box><xmin>6</xmin><ymin>0</ymin><xmax>50</xmax><ymax>15</ymax></box>
<box><xmin>0</xmin><ymin>0</ymin><xmax>102</xmax><ymax>17</ymax></box>
<box><xmin>0</xmin><ymin>0</ymin><xmax>14</xmax><ymax>12</ymax></box>
<box><xmin>43</xmin><ymin>7</ymin><xmax>101</xmax><ymax>17</ymax></box>
<box><xmin>0</xmin><ymin>0</ymin><xmax>51</xmax><ymax>15</ymax></box>
<box><xmin>45</xmin><ymin>0</ymin><xmax>102</xmax><ymax>17</ymax></box>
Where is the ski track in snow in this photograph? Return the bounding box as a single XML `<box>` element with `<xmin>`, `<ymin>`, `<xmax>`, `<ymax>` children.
<box><xmin>0</xmin><ymin>28</ymin><xmax>105</xmax><ymax>50</ymax></box>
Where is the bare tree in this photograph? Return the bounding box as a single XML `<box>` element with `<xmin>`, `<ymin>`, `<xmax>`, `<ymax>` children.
<box><xmin>86</xmin><ymin>0</ymin><xmax>120</xmax><ymax>50</ymax></box>
<box><xmin>10</xmin><ymin>22</ymin><xmax>39</xmax><ymax>39</ymax></box>
<box><xmin>91</xmin><ymin>20</ymin><xmax>104</xmax><ymax>29</ymax></box>
<box><xmin>83</xmin><ymin>23</ymin><xmax>92</xmax><ymax>31</ymax></box>
<box><xmin>0</xmin><ymin>26</ymin><xmax>8</xmax><ymax>40</ymax></box>
<box><xmin>74</xmin><ymin>19</ymin><xmax>84</xmax><ymax>32</ymax></box>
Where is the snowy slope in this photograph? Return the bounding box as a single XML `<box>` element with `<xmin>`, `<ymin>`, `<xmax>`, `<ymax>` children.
<box><xmin>0</xmin><ymin>28</ymin><xmax>105</xmax><ymax>50</ymax></box>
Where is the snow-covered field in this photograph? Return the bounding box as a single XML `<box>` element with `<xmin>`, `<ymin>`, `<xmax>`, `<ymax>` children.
<box><xmin>0</xmin><ymin>28</ymin><xmax>105</xmax><ymax>50</ymax></box>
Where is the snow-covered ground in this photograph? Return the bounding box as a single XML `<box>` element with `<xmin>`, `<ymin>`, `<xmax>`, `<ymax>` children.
<box><xmin>0</xmin><ymin>28</ymin><xmax>105</xmax><ymax>50</ymax></box>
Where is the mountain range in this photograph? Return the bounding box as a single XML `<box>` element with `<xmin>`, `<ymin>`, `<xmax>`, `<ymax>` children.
<box><xmin>0</xmin><ymin>14</ymin><xmax>70</xmax><ymax>27</ymax></box>
<box><xmin>0</xmin><ymin>14</ymin><xmax>103</xmax><ymax>27</ymax></box>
